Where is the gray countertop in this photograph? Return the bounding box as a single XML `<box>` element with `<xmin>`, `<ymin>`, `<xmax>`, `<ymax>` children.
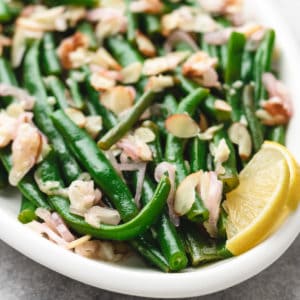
<box><xmin>1</xmin><ymin>1</ymin><xmax>300</xmax><ymax>299</ymax></box>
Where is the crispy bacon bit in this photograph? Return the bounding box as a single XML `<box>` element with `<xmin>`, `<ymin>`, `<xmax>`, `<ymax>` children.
<box><xmin>90</xmin><ymin>72</ymin><xmax>116</xmax><ymax>91</ymax></box>
<box><xmin>9</xmin><ymin>123</ymin><xmax>42</xmax><ymax>186</ymax></box>
<box><xmin>85</xmin><ymin>116</ymin><xmax>103</xmax><ymax>139</ymax></box>
<box><xmin>228</xmin><ymin>122</ymin><xmax>252</xmax><ymax>160</ymax></box>
<box><xmin>198</xmin><ymin>0</ymin><xmax>242</xmax><ymax>15</ymax></box>
<box><xmin>162</xmin><ymin>6</ymin><xmax>218</xmax><ymax>36</ymax></box>
<box><xmin>143</xmin><ymin>51</ymin><xmax>189</xmax><ymax>76</ymax></box>
<box><xmin>57</xmin><ymin>32</ymin><xmax>89</xmax><ymax>69</ymax></box>
<box><xmin>68</xmin><ymin>180</ymin><xmax>100</xmax><ymax>216</ymax></box>
<box><xmin>84</xmin><ymin>206</ymin><xmax>121</xmax><ymax>228</ymax></box>
<box><xmin>117</xmin><ymin>135</ymin><xmax>152</xmax><ymax>161</ymax></box>
<box><xmin>145</xmin><ymin>75</ymin><xmax>174</xmax><ymax>92</ymax></box>
<box><xmin>120</xmin><ymin>62</ymin><xmax>143</xmax><ymax>84</ymax></box>
<box><xmin>182</xmin><ymin>51</ymin><xmax>220</xmax><ymax>88</ymax></box>
<box><xmin>154</xmin><ymin>162</ymin><xmax>178</xmax><ymax>226</ymax></box>
<box><xmin>165</xmin><ymin>113</ymin><xmax>200</xmax><ymax>138</ymax></box>
<box><xmin>100</xmin><ymin>86</ymin><xmax>135</xmax><ymax>115</ymax></box>
<box><xmin>65</xmin><ymin>108</ymin><xmax>86</xmax><ymax>128</ymax></box>
<box><xmin>130</xmin><ymin>0</ymin><xmax>163</xmax><ymax>14</ymax></box>
<box><xmin>260</xmin><ymin>72</ymin><xmax>293</xmax><ymax>125</ymax></box>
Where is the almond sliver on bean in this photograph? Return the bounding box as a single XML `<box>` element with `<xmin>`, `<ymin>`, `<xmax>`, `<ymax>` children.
<box><xmin>134</xmin><ymin>127</ymin><xmax>156</xmax><ymax>143</ymax></box>
<box><xmin>65</xmin><ymin>108</ymin><xmax>86</xmax><ymax>128</ymax></box>
<box><xmin>120</xmin><ymin>62</ymin><xmax>143</xmax><ymax>84</ymax></box>
<box><xmin>174</xmin><ymin>172</ymin><xmax>201</xmax><ymax>215</ymax></box>
<box><xmin>228</xmin><ymin>122</ymin><xmax>252</xmax><ymax>160</ymax></box>
<box><xmin>165</xmin><ymin>113</ymin><xmax>200</xmax><ymax>138</ymax></box>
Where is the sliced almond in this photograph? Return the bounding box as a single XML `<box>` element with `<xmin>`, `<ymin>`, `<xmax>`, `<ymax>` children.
<box><xmin>65</xmin><ymin>108</ymin><xmax>86</xmax><ymax>128</ymax></box>
<box><xmin>92</xmin><ymin>47</ymin><xmax>121</xmax><ymax>70</ymax></box>
<box><xmin>134</xmin><ymin>127</ymin><xmax>156</xmax><ymax>143</ymax></box>
<box><xmin>198</xmin><ymin>124</ymin><xmax>223</xmax><ymax>140</ymax></box>
<box><xmin>100</xmin><ymin>86</ymin><xmax>135</xmax><ymax>115</ymax></box>
<box><xmin>228</xmin><ymin>122</ymin><xmax>252</xmax><ymax>160</ymax></box>
<box><xmin>85</xmin><ymin>116</ymin><xmax>103</xmax><ymax>139</ymax></box>
<box><xmin>142</xmin><ymin>51</ymin><xmax>189</xmax><ymax>76</ymax></box>
<box><xmin>120</xmin><ymin>62</ymin><xmax>143</xmax><ymax>84</ymax></box>
<box><xmin>174</xmin><ymin>172</ymin><xmax>201</xmax><ymax>215</ymax></box>
<box><xmin>90</xmin><ymin>72</ymin><xmax>116</xmax><ymax>91</ymax></box>
<box><xmin>145</xmin><ymin>75</ymin><xmax>174</xmax><ymax>92</ymax></box>
<box><xmin>214</xmin><ymin>99</ymin><xmax>232</xmax><ymax>112</ymax></box>
<box><xmin>165</xmin><ymin>113</ymin><xmax>200</xmax><ymax>138</ymax></box>
<box><xmin>136</xmin><ymin>30</ymin><xmax>156</xmax><ymax>57</ymax></box>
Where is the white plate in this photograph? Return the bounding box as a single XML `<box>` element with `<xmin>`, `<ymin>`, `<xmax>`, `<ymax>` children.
<box><xmin>1</xmin><ymin>0</ymin><xmax>300</xmax><ymax>298</ymax></box>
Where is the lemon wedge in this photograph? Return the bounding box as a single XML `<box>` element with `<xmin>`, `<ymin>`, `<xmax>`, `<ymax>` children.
<box><xmin>224</xmin><ymin>142</ymin><xmax>291</xmax><ymax>255</ymax></box>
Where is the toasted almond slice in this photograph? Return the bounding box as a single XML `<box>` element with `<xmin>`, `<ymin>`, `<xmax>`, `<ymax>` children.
<box><xmin>198</xmin><ymin>124</ymin><xmax>223</xmax><ymax>140</ymax></box>
<box><xmin>174</xmin><ymin>172</ymin><xmax>201</xmax><ymax>215</ymax></box>
<box><xmin>228</xmin><ymin>122</ymin><xmax>252</xmax><ymax>160</ymax></box>
<box><xmin>214</xmin><ymin>99</ymin><xmax>232</xmax><ymax>112</ymax></box>
<box><xmin>65</xmin><ymin>108</ymin><xmax>86</xmax><ymax>128</ymax></box>
<box><xmin>90</xmin><ymin>72</ymin><xmax>116</xmax><ymax>91</ymax></box>
<box><xmin>100</xmin><ymin>86</ymin><xmax>135</xmax><ymax>115</ymax></box>
<box><xmin>120</xmin><ymin>62</ymin><xmax>143</xmax><ymax>84</ymax></box>
<box><xmin>165</xmin><ymin>113</ymin><xmax>200</xmax><ymax>138</ymax></box>
<box><xmin>92</xmin><ymin>48</ymin><xmax>121</xmax><ymax>70</ymax></box>
<box><xmin>134</xmin><ymin>127</ymin><xmax>156</xmax><ymax>143</ymax></box>
<box><xmin>136</xmin><ymin>30</ymin><xmax>156</xmax><ymax>57</ymax></box>
<box><xmin>85</xmin><ymin>116</ymin><xmax>103</xmax><ymax>139</ymax></box>
<box><xmin>145</xmin><ymin>75</ymin><xmax>174</xmax><ymax>92</ymax></box>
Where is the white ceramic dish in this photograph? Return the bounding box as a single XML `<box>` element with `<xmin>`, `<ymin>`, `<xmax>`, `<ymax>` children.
<box><xmin>1</xmin><ymin>0</ymin><xmax>300</xmax><ymax>298</ymax></box>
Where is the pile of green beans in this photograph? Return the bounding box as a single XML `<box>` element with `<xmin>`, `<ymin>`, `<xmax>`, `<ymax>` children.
<box><xmin>0</xmin><ymin>0</ymin><xmax>285</xmax><ymax>272</ymax></box>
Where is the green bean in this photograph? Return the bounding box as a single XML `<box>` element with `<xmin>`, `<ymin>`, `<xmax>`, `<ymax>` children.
<box><xmin>225</xmin><ymin>32</ymin><xmax>246</xmax><ymax>122</ymax></box>
<box><xmin>37</xmin><ymin>152</ymin><xmax>170</xmax><ymax>240</ymax></box>
<box><xmin>18</xmin><ymin>196</ymin><xmax>37</xmax><ymax>224</ymax></box>
<box><xmin>81</xmin><ymin>65</ymin><xmax>117</xmax><ymax>129</ymax></box>
<box><xmin>175</xmin><ymin>69</ymin><xmax>198</xmax><ymax>93</ymax></box>
<box><xmin>139</xmin><ymin>176</ymin><xmax>188</xmax><ymax>271</ymax></box>
<box><xmin>98</xmin><ymin>90</ymin><xmax>156</xmax><ymax>150</ymax></box>
<box><xmin>130</xmin><ymin>237</ymin><xmax>170</xmax><ymax>272</ymax></box>
<box><xmin>23</xmin><ymin>40</ymin><xmax>81</xmax><ymax>184</ymax></box>
<box><xmin>181</xmin><ymin>221</ymin><xmax>232</xmax><ymax>266</ymax></box>
<box><xmin>44</xmin><ymin>0</ymin><xmax>98</xmax><ymax>7</ymax></box>
<box><xmin>66</xmin><ymin>71</ymin><xmax>85</xmax><ymax>110</ymax></box>
<box><xmin>165</xmin><ymin>88</ymin><xmax>209</xmax><ymax>223</ymax></box>
<box><xmin>190</xmin><ymin>138</ymin><xmax>208</xmax><ymax>172</ymax></box>
<box><xmin>125</xmin><ymin>0</ymin><xmax>138</xmax><ymax>44</ymax></box>
<box><xmin>213</xmin><ymin>129</ymin><xmax>239</xmax><ymax>192</ymax></box>
<box><xmin>0</xmin><ymin>148</ymin><xmax>51</xmax><ymax>210</ymax></box>
<box><xmin>0</xmin><ymin>0</ymin><xmax>12</xmax><ymax>22</ymax></box>
<box><xmin>241</xmin><ymin>49</ymin><xmax>255</xmax><ymax>83</ymax></box>
<box><xmin>144</xmin><ymin>15</ymin><xmax>161</xmax><ymax>36</ymax></box>
<box><xmin>268</xmin><ymin>125</ymin><xmax>286</xmax><ymax>145</ymax></box>
<box><xmin>45</xmin><ymin>76</ymin><xmax>68</xmax><ymax>109</ymax></box>
<box><xmin>217</xmin><ymin>208</ymin><xmax>227</xmax><ymax>239</ymax></box>
<box><xmin>0</xmin><ymin>160</ymin><xmax>7</xmax><ymax>189</ymax></box>
<box><xmin>201</xmin><ymin>95</ymin><xmax>231</xmax><ymax>122</ymax></box>
<box><xmin>0</xmin><ymin>57</ymin><xmax>18</xmax><ymax>106</ymax></box>
<box><xmin>254</xmin><ymin>29</ymin><xmax>275</xmax><ymax>105</ymax></box>
<box><xmin>52</xmin><ymin>109</ymin><xmax>138</xmax><ymax>222</ymax></box>
<box><xmin>77</xmin><ymin>21</ymin><xmax>97</xmax><ymax>50</ymax></box>
<box><xmin>42</xmin><ymin>33</ymin><xmax>61</xmax><ymax>76</ymax></box>
<box><xmin>106</xmin><ymin>35</ymin><xmax>143</xmax><ymax>66</ymax></box>
<box><xmin>242</xmin><ymin>85</ymin><xmax>264</xmax><ymax>152</ymax></box>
